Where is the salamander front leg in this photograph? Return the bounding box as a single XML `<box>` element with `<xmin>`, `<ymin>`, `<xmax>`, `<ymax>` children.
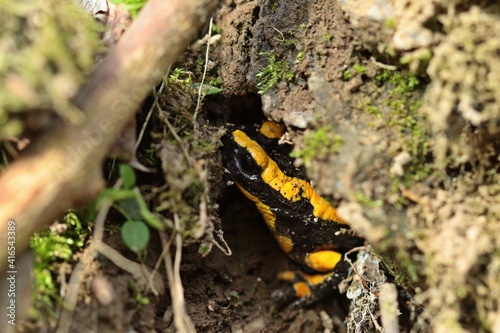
<box><xmin>271</xmin><ymin>258</ymin><xmax>351</xmax><ymax>308</ymax></box>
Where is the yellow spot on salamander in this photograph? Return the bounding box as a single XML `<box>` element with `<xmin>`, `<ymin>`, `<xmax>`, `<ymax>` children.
<box><xmin>235</xmin><ymin>181</ymin><xmax>294</xmax><ymax>253</ymax></box>
<box><xmin>293</xmin><ymin>282</ymin><xmax>311</xmax><ymax>298</ymax></box>
<box><xmin>260</xmin><ymin>121</ymin><xmax>286</xmax><ymax>139</ymax></box>
<box><xmin>304</xmin><ymin>250</ymin><xmax>342</xmax><ymax>273</ymax></box>
<box><xmin>235</xmin><ymin>182</ymin><xmax>277</xmax><ymax>231</ymax></box>
<box><xmin>299</xmin><ymin>272</ymin><xmax>330</xmax><ymax>285</ymax></box>
<box><xmin>277</xmin><ymin>270</ymin><xmax>296</xmax><ymax>281</ymax></box>
<box><xmin>276</xmin><ymin>235</ymin><xmax>294</xmax><ymax>253</ymax></box>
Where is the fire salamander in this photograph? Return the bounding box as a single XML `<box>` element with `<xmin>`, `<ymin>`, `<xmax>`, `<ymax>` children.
<box><xmin>221</xmin><ymin>121</ymin><xmax>364</xmax><ymax>307</ymax></box>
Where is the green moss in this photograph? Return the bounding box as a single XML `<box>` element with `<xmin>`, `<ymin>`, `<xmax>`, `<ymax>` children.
<box><xmin>226</xmin><ymin>291</ymin><xmax>243</xmax><ymax>308</ymax></box>
<box><xmin>375</xmin><ymin>69</ymin><xmax>391</xmax><ymax>82</ymax></box>
<box><xmin>342</xmin><ymin>69</ymin><xmax>353</xmax><ymax>81</ymax></box>
<box><xmin>295</xmin><ymin>51</ymin><xmax>305</xmax><ymax>63</ymax></box>
<box><xmin>30</xmin><ymin>212</ymin><xmax>87</xmax><ymax>318</ymax></box>
<box><xmin>168</xmin><ymin>66</ymin><xmax>222</xmax><ymax>97</ymax></box>
<box><xmin>385</xmin><ymin>45</ymin><xmax>397</xmax><ymax>57</ymax></box>
<box><xmin>388</xmin><ymin>72</ymin><xmax>420</xmax><ymax>95</ymax></box>
<box><xmin>166</xmin><ymin>68</ymin><xmax>193</xmax><ymax>86</ymax></box>
<box><xmin>368</xmin><ymin>231</ymin><xmax>420</xmax><ymax>297</ymax></box>
<box><xmin>0</xmin><ymin>0</ymin><xmax>101</xmax><ymax>138</ymax></box>
<box><xmin>385</xmin><ymin>18</ymin><xmax>397</xmax><ymax>29</ymax></box>
<box><xmin>354</xmin><ymin>191</ymin><xmax>383</xmax><ymax>208</ymax></box>
<box><xmin>212</xmin><ymin>23</ymin><xmax>222</xmax><ymax>34</ymax></box>
<box><xmin>269</xmin><ymin>0</ymin><xmax>279</xmax><ymax>11</ymax></box>
<box><xmin>378</xmin><ymin>71</ymin><xmax>432</xmax><ymax>187</ymax></box>
<box><xmin>363</xmin><ymin>98</ymin><xmax>381</xmax><ymax>118</ymax></box>
<box><xmin>256</xmin><ymin>51</ymin><xmax>294</xmax><ymax>94</ymax></box>
<box><xmin>343</xmin><ymin>64</ymin><xmax>366</xmax><ymax>81</ymax></box>
<box><xmin>195</xmin><ymin>57</ymin><xmax>205</xmax><ymax>73</ymax></box>
<box><xmin>361</xmin><ymin>69</ymin><xmax>434</xmax><ymax>209</ymax></box>
<box><xmin>130</xmin><ymin>281</ymin><xmax>151</xmax><ymax>305</ymax></box>
<box><xmin>400</xmin><ymin>49</ymin><xmax>433</xmax><ymax>73</ymax></box>
<box><xmin>291</xmin><ymin>126</ymin><xmax>343</xmax><ymax>166</ymax></box>
<box><xmin>376</xmin><ymin>249</ymin><xmax>418</xmax><ymax>294</ymax></box>
<box><xmin>353</xmin><ymin>64</ymin><xmax>366</xmax><ymax>74</ymax></box>
<box><xmin>396</xmin><ymin>251</ymin><xmax>419</xmax><ymax>284</ymax></box>
<box><xmin>386</xmin><ymin>75</ymin><xmax>430</xmax><ymax>159</ymax></box>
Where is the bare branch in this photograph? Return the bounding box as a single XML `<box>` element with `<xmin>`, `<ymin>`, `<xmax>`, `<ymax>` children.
<box><xmin>0</xmin><ymin>0</ymin><xmax>218</xmax><ymax>269</ymax></box>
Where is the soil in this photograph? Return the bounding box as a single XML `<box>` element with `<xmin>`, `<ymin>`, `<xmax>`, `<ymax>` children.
<box><xmin>17</xmin><ymin>0</ymin><xmax>500</xmax><ymax>332</ymax></box>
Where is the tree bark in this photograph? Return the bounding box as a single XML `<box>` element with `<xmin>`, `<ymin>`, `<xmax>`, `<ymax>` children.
<box><xmin>0</xmin><ymin>0</ymin><xmax>218</xmax><ymax>269</ymax></box>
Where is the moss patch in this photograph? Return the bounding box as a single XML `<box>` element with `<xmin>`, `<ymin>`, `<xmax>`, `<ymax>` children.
<box><xmin>0</xmin><ymin>0</ymin><xmax>101</xmax><ymax>138</ymax></box>
<box><xmin>256</xmin><ymin>51</ymin><xmax>294</xmax><ymax>94</ymax></box>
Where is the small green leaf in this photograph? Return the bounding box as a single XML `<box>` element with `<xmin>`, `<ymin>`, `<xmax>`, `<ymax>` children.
<box><xmin>140</xmin><ymin>209</ymin><xmax>164</xmax><ymax>230</ymax></box>
<box><xmin>117</xmin><ymin>197</ymin><xmax>143</xmax><ymax>221</ymax></box>
<box><xmin>133</xmin><ymin>188</ymin><xmax>164</xmax><ymax>229</ymax></box>
<box><xmin>192</xmin><ymin>83</ymin><xmax>222</xmax><ymax>96</ymax></box>
<box><xmin>205</xmin><ymin>86</ymin><xmax>222</xmax><ymax>95</ymax></box>
<box><xmin>120</xmin><ymin>164</ymin><xmax>136</xmax><ymax>189</ymax></box>
<box><xmin>121</xmin><ymin>221</ymin><xmax>150</xmax><ymax>252</ymax></box>
<box><xmin>97</xmin><ymin>188</ymin><xmax>135</xmax><ymax>206</ymax></box>
<box><xmin>109</xmin><ymin>0</ymin><xmax>146</xmax><ymax>18</ymax></box>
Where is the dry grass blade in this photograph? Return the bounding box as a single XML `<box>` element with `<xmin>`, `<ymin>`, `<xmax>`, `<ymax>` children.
<box><xmin>160</xmin><ymin>213</ymin><xmax>195</xmax><ymax>333</ymax></box>
<box><xmin>193</xmin><ymin>16</ymin><xmax>214</xmax><ymax>127</ymax></box>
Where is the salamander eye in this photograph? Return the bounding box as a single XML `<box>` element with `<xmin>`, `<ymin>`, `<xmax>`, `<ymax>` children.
<box><xmin>236</xmin><ymin>150</ymin><xmax>260</xmax><ymax>175</ymax></box>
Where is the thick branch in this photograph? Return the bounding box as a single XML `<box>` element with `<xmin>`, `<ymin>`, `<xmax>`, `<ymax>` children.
<box><xmin>0</xmin><ymin>0</ymin><xmax>217</xmax><ymax>269</ymax></box>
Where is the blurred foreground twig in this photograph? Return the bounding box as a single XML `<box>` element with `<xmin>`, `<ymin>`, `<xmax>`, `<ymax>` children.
<box><xmin>0</xmin><ymin>0</ymin><xmax>218</xmax><ymax>269</ymax></box>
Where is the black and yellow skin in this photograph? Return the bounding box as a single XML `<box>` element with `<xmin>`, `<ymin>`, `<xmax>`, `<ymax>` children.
<box><xmin>221</xmin><ymin>122</ymin><xmax>364</xmax><ymax>306</ymax></box>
